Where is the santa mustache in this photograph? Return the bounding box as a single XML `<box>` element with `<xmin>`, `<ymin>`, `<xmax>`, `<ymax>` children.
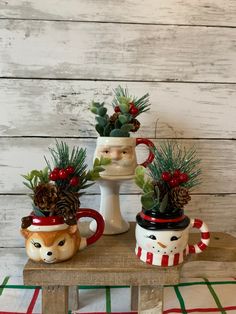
<box><xmin>109</xmin><ymin>159</ymin><xmax>134</xmax><ymax>166</ymax></box>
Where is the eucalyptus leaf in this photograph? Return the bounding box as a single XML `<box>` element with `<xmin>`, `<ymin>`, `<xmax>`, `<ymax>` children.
<box><xmin>141</xmin><ymin>191</ymin><xmax>155</xmax><ymax>210</ymax></box>
<box><xmin>118</xmin><ymin>114</ymin><xmax>128</xmax><ymax>124</ymax></box>
<box><xmin>159</xmin><ymin>193</ymin><xmax>168</xmax><ymax>213</ymax></box>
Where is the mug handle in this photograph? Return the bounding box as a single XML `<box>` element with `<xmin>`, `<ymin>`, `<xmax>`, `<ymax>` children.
<box><xmin>76</xmin><ymin>208</ymin><xmax>104</xmax><ymax>246</ymax></box>
<box><xmin>136</xmin><ymin>138</ymin><xmax>155</xmax><ymax>167</ymax></box>
<box><xmin>188</xmin><ymin>218</ymin><xmax>210</xmax><ymax>254</ymax></box>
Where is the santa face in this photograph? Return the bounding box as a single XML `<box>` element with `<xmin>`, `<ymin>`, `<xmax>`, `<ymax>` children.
<box><xmin>135</xmin><ymin>224</ymin><xmax>189</xmax><ymax>256</ymax></box>
<box><xmin>95</xmin><ymin>145</ymin><xmax>136</xmax><ymax>176</ymax></box>
<box><xmin>94</xmin><ymin>138</ymin><xmax>137</xmax><ymax>176</ymax></box>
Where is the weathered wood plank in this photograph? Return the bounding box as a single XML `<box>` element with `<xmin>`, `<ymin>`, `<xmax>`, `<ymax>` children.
<box><xmin>0</xmin><ymin>138</ymin><xmax>235</xmax><ymax>194</ymax></box>
<box><xmin>1</xmin><ymin>0</ymin><xmax>236</xmax><ymax>27</ymax></box>
<box><xmin>1</xmin><ymin>194</ymin><xmax>235</xmax><ymax>248</ymax></box>
<box><xmin>1</xmin><ymin>79</ymin><xmax>236</xmax><ymax>139</ymax></box>
<box><xmin>0</xmin><ymin>248</ymin><xmax>27</xmax><ymax>277</ymax></box>
<box><xmin>42</xmin><ymin>286</ymin><xmax>68</xmax><ymax>314</ymax></box>
<box><xmin>139</xmin><ymin>285</ymin><xmax>163</xmax><ymax>314</ymax></box>
<box><xmin>1</xmin><ymin>20</ymin><xmax>236</xmax><ymax>82</ymax></box>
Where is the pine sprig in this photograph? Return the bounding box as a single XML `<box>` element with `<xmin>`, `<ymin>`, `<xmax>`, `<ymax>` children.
<box><xmin>112</xmin><ymin>85</ymin><xmax>151</xmax><ymax>116</ymax></box>
<box><xmin>135</xmin><ymin>142</ymin><xmax>201</xmax><ymax>213</ymax></box>
<box><xmin>149</xmin><ymin>142</ymin><xmax>201</xmax><ymax>190</ymax></box>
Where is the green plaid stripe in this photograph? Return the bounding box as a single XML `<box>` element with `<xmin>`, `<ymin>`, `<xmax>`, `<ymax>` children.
<box><xmin>174</xmin><ymin>285</ymin><xmax>187</xmax><ymax>314</ymax></box>
<box><xmin>106</xmin><ymin>286</ymin><xmax>111</xmax><ymax>313</ymax></box>
<box><xmin>203</xmin><ymin>278</ymin><xmax>226</xmax><ymax>314</ymax></box>
<box><xmin>0</xmin><ymin>276</ymin><xmax>10</xmax><ymax>296</ymax></box>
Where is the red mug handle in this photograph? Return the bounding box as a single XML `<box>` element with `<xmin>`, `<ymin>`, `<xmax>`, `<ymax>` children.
<box><xmin>188</xmin><ymin>218</ymin><xmax>210</xmax><ymax>254</ymax></box>
<box><xmin>76</xmin><ymin>208</ymin><xmax>104</xmax><ymax>246</ymax></box>
<box><xmin>136</xmin><ymin>138</ymin><xmax>155</xmax><ymax>167</ymax></box>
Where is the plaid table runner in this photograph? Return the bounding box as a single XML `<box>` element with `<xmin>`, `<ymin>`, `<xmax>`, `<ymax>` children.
<box><xmin>0</xmin><ymin>276</ymin><xmax>235</xmax><ymax>313</ymax></box>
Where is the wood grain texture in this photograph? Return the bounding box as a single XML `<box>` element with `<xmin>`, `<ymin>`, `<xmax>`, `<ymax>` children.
<box><xmin>0</xmin><ymin>138</ymin><xmax>235</xmax><ymax>194</ymax></box>
<box><xmin>42</xmin><ymin>286</ymin><xmax>68</xmax><ymax>314</ymax></box>
<box><xmin>1</xmin><ymin>194</ymin><xmax>235</xmax><ymax>248</ymax></box>
<box><xmin>139</xmin><ymin>285</ymin><xmax>163</xmax><ymax>314</ymax></box>
<box><xmin>1</xmin><ymin>20</ymin><xmax>236</xmax><ymax>82</ymax></box>
<box><xmin>1</xmin><ymin>79</ymin><xmax>236</xmax><ymax>139</ymax></box>
<box><xmin>1</xmin><ymin>0</ymin><xmax>236</xmax><ymax>27</ymax></box>
<box><xmin>0</xmin><ymin>248</ymin><xmax>27</xmax><ymax>277</ymax></box>
<box><xmin>23</xmin><ymin>224</ymin><xmax>236</xmax><ymax>286</ymax></box>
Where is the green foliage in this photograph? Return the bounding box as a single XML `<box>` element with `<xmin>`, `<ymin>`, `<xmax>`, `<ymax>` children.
<box><xmin>134</xmin><ymin>142</ymin><xmax>201</xmax><ymax>214</ymax></box>
<box><xmin>86</xmin><ymin>156</ymin><xmax>111</xmax><ymax>181</ymax></box>
<box><xmin>90</xmin><ymin>86</ymin><xmax>150</xmax><ymax>137</ymax></box>
<box><xmin>149</xmin><ymin>142</ymin><xmax>201</xmax><ymax>190</ymax></box>
<box><xmin>22</xmin><ymin>167</ymin><xmax>49</xmax><ymax>191</ymax></box>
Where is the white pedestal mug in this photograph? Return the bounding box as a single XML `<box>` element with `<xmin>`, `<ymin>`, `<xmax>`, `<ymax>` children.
<box><xmin>92</xmin><ymin>137</ymin><xmax>155</xmax><ymax>234</ymax></box>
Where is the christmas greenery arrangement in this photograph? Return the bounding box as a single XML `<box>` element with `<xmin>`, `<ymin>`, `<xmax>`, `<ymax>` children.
<box><xmin>90</xmin><ymin>86</ymin><xmax>151</xmax><ymax>137</ymax></box>
<box><xmin>22</xmin><ymin>141</ymin><xmax>110</xmax><ymax>227</ymax></box>
<box><xmin>135</xmin><ymin>141</ymin><xmax>201</xmax><ymax>214</ymax></box>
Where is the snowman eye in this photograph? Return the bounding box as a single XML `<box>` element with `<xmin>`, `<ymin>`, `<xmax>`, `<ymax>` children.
<box><xmin>170</xmin><ymin>236</ymin><xmax>181</xmax><ymax>241</ymax></box>
<box><xmin>147</xmin><ymin>235</ymin><xmax>156</xmax><ymax>240</ymax></box>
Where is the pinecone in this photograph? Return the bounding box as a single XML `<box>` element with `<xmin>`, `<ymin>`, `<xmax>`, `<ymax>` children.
<box><xmin>109</xmin><ymin>112</ymin><xmax>120</xmax><ymax>124</ymax></box>
<box><xmin>54</xmin><ymin>191</ymin><xmax>80</xmax><ymax>225</ymax></box>
<box><xmin>130</xmin><ymin>119</ymin><xmax>140</xmax><ymax>132</ymax></box>
<box><xmin>170</xmin><ymin>187</ymin><xmax>191</xmax><ymax>209</ymax></box>
<box><xmin>34</xmin><ymin>183</ymin><xmax>58</xmax><ymax>212</ymax></box>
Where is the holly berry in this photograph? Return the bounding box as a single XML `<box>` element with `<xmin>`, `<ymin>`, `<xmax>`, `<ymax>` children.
<box><xmin>169</xmin><ymin>178</ymin><xmax>179</xmax><ymax>188</ymax></box>
<box><xmin>69</xmin><ymin>176</ymin><xmax>80</xmax><ymax>186</ymax></box>
<box><xmin>53</xmin><ymin>167</ymin><xmax>60</xmax><ymax>173</ymax></box>
<box><xmin>179</xmin><ymin>173</ymin><xmax>189</xmax><ymax>183</ymax></box>
<box><xmin>66</xmin><ymin>166</ymin><xmax>75</xmax><ymax>175</ymax></box>
<box><xmin>129</xmin><ymin>106</ymin><xmax>139</xmax><ymax>116</ymax></box>
<box><xmin>59</xmin><ymin>169</ymin><xmax>68</xmax><ymax>180</ymax></box>
<box><xmin>173</xmin><ymin>169</ymin><xmax>181</xmax><ymax>178</ymax></box>
<box><xmin>114</xmin><ymin>106</ymin><xmax>121</xmax><ymax>113</ymax></box>
<box><xmin>49</xmin><ymin>171</ymin><xmax>59</xmax><ymax>181</ymax></box>
<box><xmin>161</xmin><ymin>171</ymin><xmax>172</xmax><ymax>182</ymax></box>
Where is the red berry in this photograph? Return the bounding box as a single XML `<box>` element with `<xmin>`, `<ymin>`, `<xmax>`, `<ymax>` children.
<box><xmin>69</xmin><ymin>176</ymin><xmax>79</xmax><ymax>186</ymax></box>
<box><xmin>129</xmin><ymin>106</ymin><xmax>139</xmax><ymax>115</ymax></box>
<box><xmin>66</xmin><ymin>166</ymin><xmax>75</xmax><ymax>175</ymax></box>
<box><xmin>173</xmin><ymin>169</ymin><xmax>181</xmax><ymax>178</ymax></box>
<box><xmin>59</xmin><ymin>169</ymin><xmax>68</xmax><ymax>180</ymax></box>
<box><xmin>129</xmin><ymin>102</ymin><xmax>135</xmax><ymax>108</ymax></box>
<box><xmin>53</xmin><ymin>167</ymin><xmax>60</xmax><ymax>173</ymax></box>
<box><xmin>114</xmin><ymin>106</ymin><xmax>121</xmax><ymax>113</ymax></box>
<box><xmin>179</xmin><ymin>173</ymin><xmax>189</xmax><ymax>183</ymax></box>
<box><xmin>169</xmin><ymin>178</ymin><xmax>179</xmax><ymax>188</ymax></box>
<box><xmin>161</xmin><ymin>171</ymin><xmax>172</xmax><ymax>182</ymax></box>
<box><xmin>49</xmin><ymin>171</ymin><xmax>59</xmax><ymax>181</ymax></box>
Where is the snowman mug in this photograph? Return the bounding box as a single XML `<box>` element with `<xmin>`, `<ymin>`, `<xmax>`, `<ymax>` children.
<box><xmin>135</xmin><ymin>212</ymin><xmax>210</xmax><ymax>267</ymax></box>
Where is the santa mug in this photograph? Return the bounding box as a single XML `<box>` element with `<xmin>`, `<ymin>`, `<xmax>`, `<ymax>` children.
<box><xmin>21</xmin><ymin>208</ymin><xmax>104</xmax><ymax>263</ymax></box>
<box><xmin>94</xmin><ymin>137</ymin><xmax>154</xmax><ymax>177</ymax></box>
<box><xmin>135</xmin><ymin>210</ymin><xmax>210</xmax><ymax>267</ymax></box>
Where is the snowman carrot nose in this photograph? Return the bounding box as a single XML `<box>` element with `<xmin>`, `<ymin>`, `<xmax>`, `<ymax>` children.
<box><xmin>157</xmin><ymin>241</ymin><xmax>167</xmax><ymax>248</ymax></box>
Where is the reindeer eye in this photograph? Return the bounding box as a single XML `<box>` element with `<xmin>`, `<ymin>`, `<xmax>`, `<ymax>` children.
<box><xmin>148</xmin><ymin>235</ymin><xmax>156</xmax><ymax>240</ymax></box>
<box><xmin>33</xmin><ymin>242</ymin><xmax>41</xmax><ymax>248</ymax></box>
<box><xmin>58</xmin><ymin>240</ymin><xmax>65</xmax><ymax>246</ymax></box>
<box><xmin>171</xmin><ymin>236</ymin><xmax>179</xmax><ymax>241</ymax></box>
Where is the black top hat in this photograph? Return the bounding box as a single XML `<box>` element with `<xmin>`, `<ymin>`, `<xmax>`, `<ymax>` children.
<box><xmin>136</xmin><ymin>207</ymin><xmax>190</xmax><ymax>230</ymax></box>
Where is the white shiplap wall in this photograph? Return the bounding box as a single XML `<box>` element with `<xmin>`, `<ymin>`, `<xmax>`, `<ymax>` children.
<box><xmin>0</xmin><ymin>0</ymin><xmax>235</xmax><ymax>276</ymax></box>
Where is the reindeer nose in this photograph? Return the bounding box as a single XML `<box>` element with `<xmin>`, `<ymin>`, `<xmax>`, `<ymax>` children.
<box><xmin>47</xmin><ymin>251</ymin><xmax>53</xmax><ymax>256</ymax></box>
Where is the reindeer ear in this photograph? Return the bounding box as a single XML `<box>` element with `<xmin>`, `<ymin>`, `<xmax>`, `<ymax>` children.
<box><xmin>21</xmin><ymin>229</ymin><xmax>31</xmax><ymax>239</ymax></box>
<box><xmin>68</xmin><ymin>225</ymin><xmax>78</xmax><ymax>235</ymax></box>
